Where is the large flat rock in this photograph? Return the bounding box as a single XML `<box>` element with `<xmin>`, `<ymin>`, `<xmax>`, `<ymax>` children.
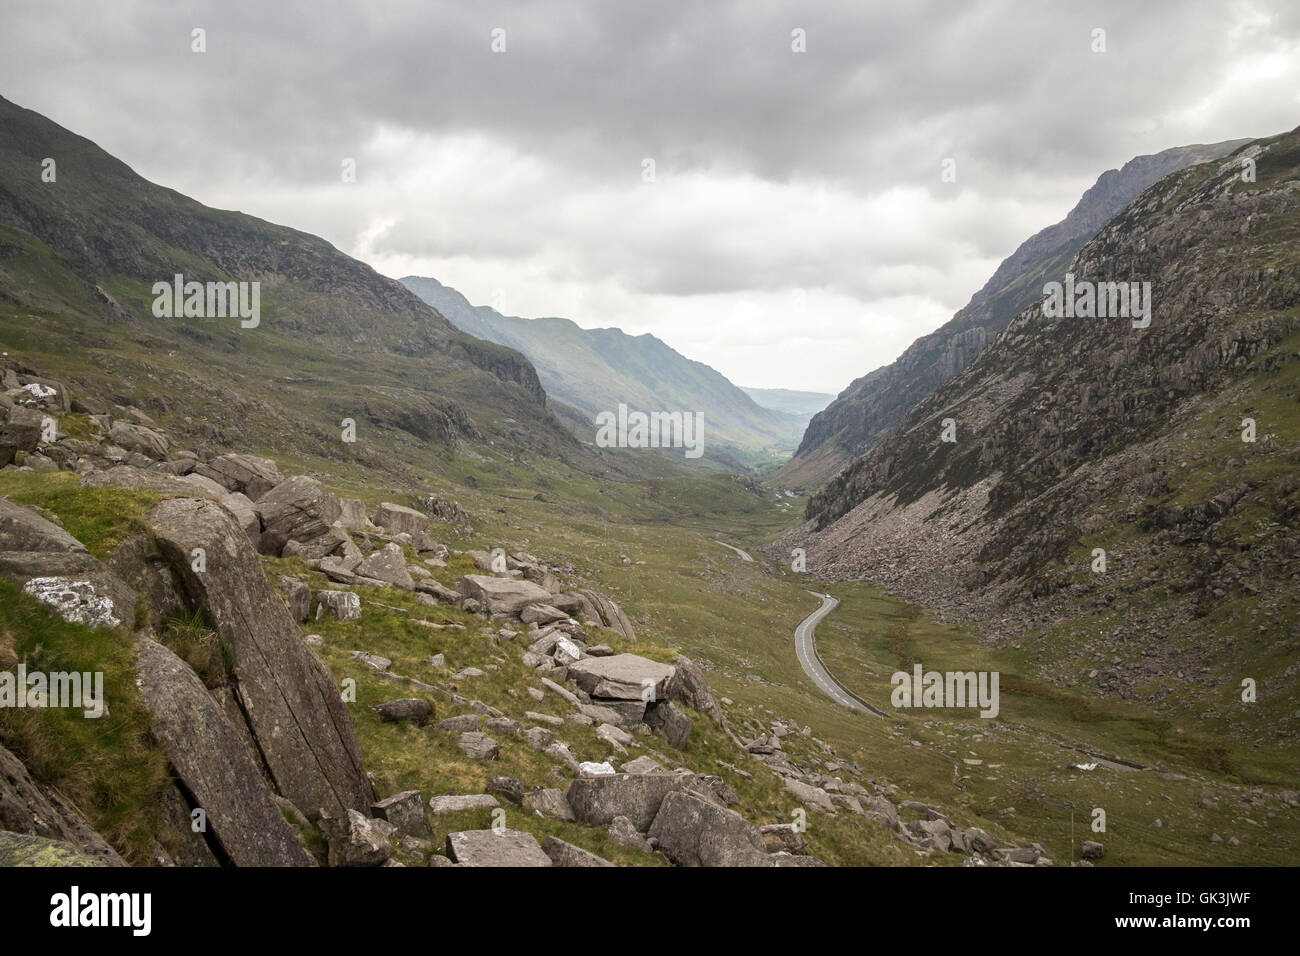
<box><xmin>445</xmin><ymin>829</ymin><xmax>552</xmax><ymax>867</ymax></box>
<box><xmin>566</xmin><ymin>654</ymin><xmax>674</xmax><ymax>701</ymax></box>
<box><xmin>456</xmin><ymin>574</ymin><xmax>553</xmax><ymax>615</ymax></box>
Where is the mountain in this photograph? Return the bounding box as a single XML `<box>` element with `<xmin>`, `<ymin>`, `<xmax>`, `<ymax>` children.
<box><xmin>784</xmin><ymin>129</ymin><xmax>1300</xmax><ymax>731</ymax></box>
<box><xmin>401</xmin><ymin>276</ymin><xmax>801</xmax><ymax>460</ymax></box>
<box><xmin>777</xmin><ymin>138</ymin><xmax>1251</xmax><ymax>491</ymax></box>
<box><xmin>0</xmin><ymin>94</ymin><xmax>585</xmax><ymax>478</ymax></box>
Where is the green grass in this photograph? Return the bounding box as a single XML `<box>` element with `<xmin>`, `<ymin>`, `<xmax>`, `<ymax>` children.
<box><xmin>0</xmin><ymin>470</ymin><xmax>161</xmax><ymax>557</ymax></box>
<box><xmin>0</xmin><ymin>577</ymin><xmax>171</xmax><ymax>864</ymax></box>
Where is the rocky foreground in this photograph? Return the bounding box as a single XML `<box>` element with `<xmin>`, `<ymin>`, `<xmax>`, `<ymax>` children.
<box><xmin>1</xmin><ymin>360</ymin><xmax>1063</xmax><ymax>867</ymax></box>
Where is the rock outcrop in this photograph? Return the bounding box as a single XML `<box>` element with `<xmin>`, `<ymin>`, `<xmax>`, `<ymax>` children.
<box><xmin>146</xmin><ymin>497</ymin><xmax>373</xmax><ymax>818</ymax></box>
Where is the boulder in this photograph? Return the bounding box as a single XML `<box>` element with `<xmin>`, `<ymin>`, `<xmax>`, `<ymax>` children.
<box><xmin>761</xmin><ymin>823</ymin><xmax>808</xmax><ymax>854</ymax></box>
<box><xmin>194</xmin><ymin>454</ymin><xmax>284</xmax><ymax>500</ymax></box>
<box><xmin>135</xmin><ymin>638</ymin><xmax>315</xmax><ymax>866</ymax></box>
<box><xmin>278</xmin><ymin>575</ymin><xmax>311</xmax><ymax>622</ymax></box>
<box><xmin>428</xmin><ymin>794</ymin><xmax>500</xmax><ymax>814</ymax></box>
<box><xmin>566</xmin><ymin>654</ymin><xmax>673</xmax><ymax>701</ymax></box>
<box><xmin>445</xmin><ymin>829</ymin><xmax>552</xmax><ymax>867</ymax></box>
<box><xmin>315</xmin><ymin>589</ymin><xmax>361</xmax><ymax>622</ymax></box>
<box><xmin>907</xmin><ymin>818</ymin><xmax>953</xmax><ymax>852</ymax></box>
<box><xmin>436</xmin><ymin>714</ymin><xmax>481</xmax><ymax>734</ymax></box>
<box><xmin>523</xmin><ymin>727</ymin><xmax>555</xmax><ymax>750</ymax></box>
<box><xmin>356</xmin><ymin>543</ymin><xmax>414</xmax><ymax>590</ymax></box>
<box><xmin>373</xmin><ymin>698</ymin><xmax>434</xmax><ymax>726</ymax></box>
<box><xmin>1081</xmin><ymin>840</ymin><xmax>1105</xmax><ymax>860</ymax></box>
<box><xmin>319</xmin><ymin>809</ymin><xmax>393</xmax><ymax>867</ymax></box>
<box><xmin>254</xmin><ymin>476</ymin><xmax>344</xmax><ymax>557</ymax></box>
<box><xmin>609</xmin><ymin>814</ymin><xmax>653</xmax><ymax>852</ymax></box>
<box><xmin>542</xmin><ymin>836</ymin><xmax>614</xmax><ymax>867</ymax></box>
<box><xmin>523</xmin><ymin>788</ymin><xmax>576</xmax><ymax>821</ymax></box>
<box><xmin>862</xmin><ymin>795</ymin><xmax>902</xmax><ymax>832</ymax></box>
<box><xmin>457</xmin><ymin>732</ymin><xmax>499</xmax><ymax>760</ymax></box>
<box><xmin>619</xmin><ymin>756</ymin><xmax>666</xmax><ymax>775</ymax></box>
<box><xmin>644</xmin><ymin>700</ymin><xmax>693</xmax><ymax>749</ymax></box>
<box><xmin>785</xmin><ymin>778</ymin><xmax>837</xmax><ymax>814</ymax></box>
<box><xmin>566</xmin><ymin>772</ymin><xmax>689</xmax><ymax>831</ymax></box>
<box><xmin>221</xmin><ymin>492</ymin><xmax>261</xmax><ymax>542</ymax></box>
<box><xmin>648</xmin><ymin>789</ymin><xmax>768</xmax><ymax>867</ymax></box>
<box><xmin>107</xmin><ymin>420</ymin><xmax>168</xmax><ymax>460</ymax></box>
<box><xmin>372</xmin><ymin>502</ymin><xmax>429</xmax><ymax>537</ymax></box>
<box><xmin>415</xmin><ymin>578</ymin><xmax>461</xmax><ymax>604</ymax></box>
<box><xmin>578</xmin><ymin>588</ymin><xmax>636</xmax><ymax>641</ymax></box>
<box><xmin>664</xmin><ymin>656</ymin><xmax>724</xmax><ymax>725</ymax></box>
<box><xmin>371</xmin><ymin>791</ymin><xmax>431</xmax><ymax>839</ymax></box>
<box><xmin>146</xmin><ymin>497</ymin><xmax>373</xmax><ymax>818</ymax></box>
<box><xmin>520</xmin><ymin>603</ymin><xmax>568</xmax><ymax>625</ymax></box>
<box><xmin>456</xmin><ymin>575</ymin><xmax>553</xmax><ymax>615</ymax></box>
<box><xmin>486</xmin><ymin>777</ymin><xmax>525</xmax><ymax>805</ymax></box>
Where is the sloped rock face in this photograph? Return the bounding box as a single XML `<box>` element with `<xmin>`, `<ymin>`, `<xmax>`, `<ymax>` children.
<box><xmin>0</xmin><ymin>743</ymin><xmax>125</xmax><ymax>866</ymax></box>
<box><xmin>135</xmin><ymin>638</ymin><xmax>315</xmax><ymax>866</ymax></box>
<box><xmin>577</xmin><ymin>588</ymin><xmax>636</xmax><ymax>641</ymax></box>
<box><xmin>146</xmin><ymin>497</ymin><xmax>373</xmax><ymax>818</ymax></box>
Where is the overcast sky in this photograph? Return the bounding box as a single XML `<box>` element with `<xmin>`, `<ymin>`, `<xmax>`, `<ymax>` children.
<box><xmin>3</xmin><ymin>1</ymin><xmax>1299</xmax><ymax>391</ymax></box>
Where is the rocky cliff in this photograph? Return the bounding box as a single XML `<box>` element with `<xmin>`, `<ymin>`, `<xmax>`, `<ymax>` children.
<box><xmin>781</xmin><ymin>139</ymin><xmax>1251</xmax><ymax>491</ymax></box>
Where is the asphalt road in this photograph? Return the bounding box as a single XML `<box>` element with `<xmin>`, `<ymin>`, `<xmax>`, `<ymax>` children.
<box><xmin>715</xmin><ymin>539</ymin><xmax>754</xmax><ymax>562</ymax></box>
<box><xmin>794</xmin><ymin>591</ymin><xmax>888</xmax><ymax>717</ymax></box>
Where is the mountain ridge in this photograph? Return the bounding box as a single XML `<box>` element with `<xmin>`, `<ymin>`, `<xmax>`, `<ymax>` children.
<box><xmin>777</xmin><ymin>137</ymin><xmax>1252</xmax><ymax>491</ymax></box>
<box><xmin>401</xmin><ymin>275</ymin><xmax>801</xmax><ymax>459</ymax></box>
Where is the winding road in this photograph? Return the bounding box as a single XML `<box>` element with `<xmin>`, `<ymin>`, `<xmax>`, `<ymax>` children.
<box><xmin>715</xmin><ymin>539</ymin><xmax>754</xmax><ymax>562</ymax></box>
<box><xmin>794</xmin><ymin>591</ymin><xmax>890</xmax><ymax>718</ymax></box>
